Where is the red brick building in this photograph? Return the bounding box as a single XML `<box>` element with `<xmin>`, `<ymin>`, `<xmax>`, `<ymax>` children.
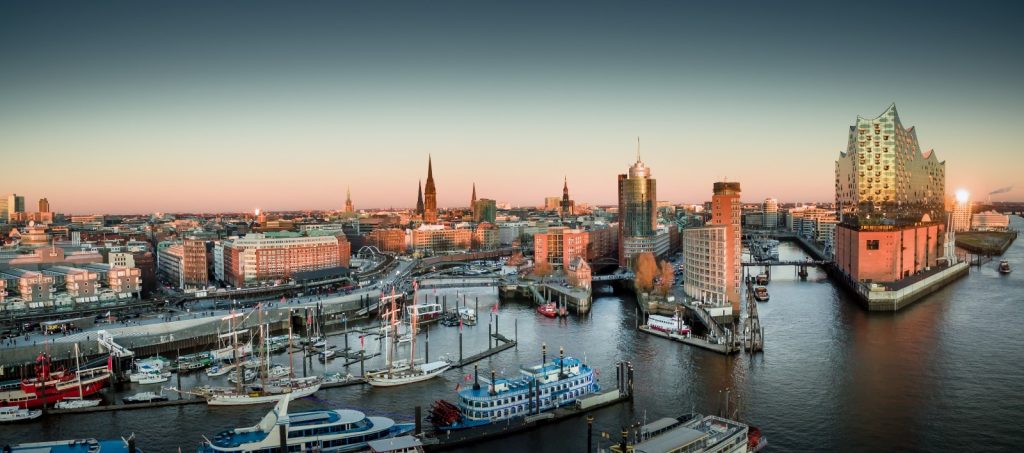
<box><xmin>835</xmin><ymin>222</ymin><xmax>944</xmax><ymax>283</ymax></box>
<box><xmin>366</xmin><ymin>228</ymin><xmax>407</xmax><ymax>253</ymax></box>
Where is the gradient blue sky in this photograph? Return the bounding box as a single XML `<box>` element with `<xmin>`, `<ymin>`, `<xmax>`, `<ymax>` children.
<box><xmin>2</xmin><ymin>1</ymin><xmax>1022</xmax><ymax>214</ymax></box>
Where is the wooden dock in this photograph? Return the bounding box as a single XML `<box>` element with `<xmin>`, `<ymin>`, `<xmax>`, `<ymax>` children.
<box><xmin>453</xmin><ymin>334</ymin><xmax>516</xmax><ymax>368</ymax></box>
<box><xmin>637</xmin><ymin>325</ymin><xmax>738</xmax><ymax>355</ymax></box>
<box><xmin>46</xmin><ymin>397</ymin><xmax>206</xmax><ymax>415</ymax></box>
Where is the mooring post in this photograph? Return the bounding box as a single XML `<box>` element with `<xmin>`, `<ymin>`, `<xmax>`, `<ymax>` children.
<box><xmin>587</xmin><ymin>415</ymin><xmax>594</xmax><ymax>453</ymax></box>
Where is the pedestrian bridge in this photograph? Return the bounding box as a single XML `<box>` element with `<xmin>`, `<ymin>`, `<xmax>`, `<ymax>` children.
<box><xmin>592</xmin><ymin>272</ymin><xmax>634</xmax><ymax>282</ymax></box>
<box><xmin>741</xmin><ymin>260</ymin><xmax>831</xmax><ymax>267</ymax></box>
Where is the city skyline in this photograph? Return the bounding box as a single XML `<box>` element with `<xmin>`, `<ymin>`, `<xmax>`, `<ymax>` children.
<box><xmin>3</xmin><ymin>1</ymin><xmax>1023</xmax><ymax>213</ymax></box>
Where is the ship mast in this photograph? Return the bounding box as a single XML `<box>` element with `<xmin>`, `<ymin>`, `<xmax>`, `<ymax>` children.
<box><xmin>409</xmin><ymin>281</ymin><xmax>418</xmax><ymax>369</ymax></box>
<box><xmin>287</xmin><ymin>309</ymin><xmax>295</xmax><ymax>379</ymax></box>
<box><xmin>388</xmin><ymin>287</ymin><xmax>397</xmax><ymax>378</ymax></box>
<box><xmin>74</xmin><ymin>343</ymin><xmax>83</xmax><ymax>398</ymax></box>
<box><xmin>231</xmin><ymin>309</ymin><xmax>242</xmax><ymax>395</ymax></box>
<box><xmin>258</xmin><ymin>305</ymin><xmax>267</xmax><ymax>395</ymax></box>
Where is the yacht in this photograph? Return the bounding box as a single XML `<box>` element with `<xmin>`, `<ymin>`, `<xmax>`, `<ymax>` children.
<box><xmin>198</xmin><ymin>396</ymin><xmax>414</xmax><ymax>452</ymax></box>
<box><xmin>0</xmin><ymin>405</ymin><xmax>42</xmax><ymax>422</ymax></box>
<box><xmin>123</xmin><ymin>391</ymin><xmax>168</xmax><ymax>404</ymax></box>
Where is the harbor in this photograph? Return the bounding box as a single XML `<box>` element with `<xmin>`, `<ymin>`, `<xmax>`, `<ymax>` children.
<box><xmin>1</xmin><ymin>224</ymin><xmax>1023</xmax><ymax>451</ymax></box>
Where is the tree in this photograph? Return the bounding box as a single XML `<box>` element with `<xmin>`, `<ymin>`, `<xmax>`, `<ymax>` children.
<box><xmin>632</xmin><ymin>252</ymin><xmax>657</xmax><ymax>293</ymax></box>
<box><xmin>508</xmin><ymin>252</ymin><xmax>525</xmax><ymax>267</ymax></box>
<box><xmin>533</xmin><ymin>260</ymin><xmax>554</xmax><ymax>283</ymax></box>
<box><xmin>657</xmin><ymin>260</ymin><xmax>675</xmax><ymax>297</ymax></box>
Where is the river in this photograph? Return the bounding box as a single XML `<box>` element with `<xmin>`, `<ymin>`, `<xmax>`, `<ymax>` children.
<box><xmin>3</xmin><ymin>217</ymin><xmax>1023</xmax><ymax>451</ymax></box>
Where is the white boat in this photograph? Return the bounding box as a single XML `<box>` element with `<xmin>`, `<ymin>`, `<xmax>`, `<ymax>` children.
<box><xmin>138</xmin><ymin>372</ymin><xmax>171</xmax><ymax>385</ymax></box>
<box><xmin>366</xmin><ymin>360</ymin><xmax>450</xmax><ymax>387</ymax></box>
<box><xmin>123</xmin><ymin>391</ymin><xmax>167</xmax><ymax>404</ymax></box>
<box><xmin>228</xmin><ymin>368</ymin><xmax>257</xmax><ymax>384</ymax></box>
<box><xmin>646</xmin><ymin>314</ymin><xmax>691</xmax><ymax>336</ymax></box>
<box><xmin>206</xmin><ymin>363</ymin><xmax>237</xmax><ymax>377</ymax></box>
<box><xmin>54</xmin><ymin>397</ymin><xmax>102</xmax><ymax>409</ymax></box>
<box><xmin>366</xmin><ymin>286</ymin><xmax>450</xmax><ymax>387</ymax></box>
<box><xmin>198</xmin><ymin>395</ymin><xmax>413</xmax><ymax>452</ymax></box>
<box><xmin>206</xmin><ymin>381</ymin><xmax>320</xmax><ymax>406</ymax></box>
<box><xmin>317</xmin><ymin>350</ymin><xmax>336</xmax><ymax>362</ymax></box>
<box><xmin>129</xmin><ymin>366</ymin><xmax>163</xmax><ymax>383</ymax></box>
<box><xmin>0</xmin><ymin>405</ymin><xmax>42</xmax><ymax>422</ymax></box>
<box><xmin>265</xmin><ymin>365</ymin><xmax>290</xmax><ymax>380</ymax></box>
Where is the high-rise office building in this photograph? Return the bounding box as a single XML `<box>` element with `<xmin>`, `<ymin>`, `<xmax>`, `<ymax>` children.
<box><xmin>762</xmin><ymin>198</ymin><xmax>778</xmax><ymax>228</ymax></box>
<box><xmin>6</xmin><ymin>194</ymin><xmax>25</xmax><ymax>219</ymax></box>
<box><xmin>38</xmin><ymin>198</ymin><xmax>50</xmax><ymax>213</ymax></box>
<box><xmin>950</xmin><ymin>193</ymin><xmax>971</xmax><ymax>232</ymax></box>
<box><xmin>0</xmin><ymin>196</ymin><xmax>7</xmax><ymax>223</ymax></box>
<box><xmin>424</xmin><ymin>156</ymin><xmax>438</xmax><ymax>223</ymax></box>
<box><xmin>618</xmin><ymin>144</ymin><xmax>658</xmax><ymax>266</ymax></box>
<box><xmin>711</xmin><ymin>182</ymin><xmax>742</xmax><ymax>308</ymax></box>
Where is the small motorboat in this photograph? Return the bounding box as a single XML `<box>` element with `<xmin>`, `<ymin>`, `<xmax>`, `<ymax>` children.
<box><xmin>999</xmin><ymin>260</ymin><xmax>1011</xmax><ymax>274</ymax></box>
<box><xmin>206</xmin><ymin>363</ymin><xmax>236</xmax><ymax>377</ymax></box>
<box><xmin>536</xmin><ymin>302</ymin><xmax>558</xmax><ymax>318</ymax></box>
<box><xmin>123</xmin><ymin>391</ymin><xmax>168</xmax><ymax>404</ymax></box>
<box><xmin>55</xmin><ymin>397</ymin><xmax>102</xmax><ymax>409</ymax></box>
<box><xmin>138</xmin><ymin>372</ymin><xmax>171</xmax><ymax>385</ymax></box>
<box><xmin>318</xmin><ymin>350</ymin><xmax>336</xmax><ymax>362</ymax></box>
<box><xmin>755</xmin><ymin>273</ymin><xmax>769</xmax><ymax>285</ymax></box>
<box><xmin>753</xmin><ymin>286</ymin><xmax>770</xmax><ymax>302</ymax></box>
<box><xmin>0</xmin><ymin>406</ymin><xmax>42</xmax><ymax>422</ymax></box>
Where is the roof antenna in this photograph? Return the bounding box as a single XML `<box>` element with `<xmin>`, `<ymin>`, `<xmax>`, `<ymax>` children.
<box><xmin>636</xmin><ymin>136</ymin><xmax>641</xmax><ymax>162</ymax></box>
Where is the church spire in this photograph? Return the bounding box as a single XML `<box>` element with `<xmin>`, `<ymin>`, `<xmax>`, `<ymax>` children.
<box><xmin>471</xmin><ymin>182</ymin><xmax>477</xmax><ymax>207</ymax></box>
<box><xmin>416</xmin><ymin>180</ymin><xmax>424</xmax><ymax>215</ymax></box>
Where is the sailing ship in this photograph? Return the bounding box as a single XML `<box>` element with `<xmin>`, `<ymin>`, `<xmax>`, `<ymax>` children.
<box><xmin>54</xmin><ymin>344</ymin><xmax>103</xmax><ymax>409</ymax></box>
<box><xmin>365</xmin><ymin>285</ymin><xmax>451</xmax><ymax>387</ymax></box>
<box><xmin>199</xmin><ymin>306</ymin><xmax>320</xmax><ymax>406</ymax></box>
<box><xmin>429</xmin><ymin>345</ymin><xmax>598</xmax><ymax>431</ymax></box>
<box><xmin>198</xmin><ymin>395</ymin><xmax>414</xmax><ymax>452</ymax></box>
<box><xmin>0</xmin><ymin>351</ymin><xmax>110</xmax><ymax>409</ymax></box>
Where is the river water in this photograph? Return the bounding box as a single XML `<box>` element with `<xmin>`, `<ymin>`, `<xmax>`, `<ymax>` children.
<box><xmin>3</xmin><ymin>218</ymin><xmax>1023</xmax><ymax>452</ymax></box>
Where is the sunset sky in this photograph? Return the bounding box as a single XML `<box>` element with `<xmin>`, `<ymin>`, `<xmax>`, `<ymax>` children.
<box><xmin>2</xmin><ymin>1</ymin><xmax>1022</xmax><ymax>214</ymax></box>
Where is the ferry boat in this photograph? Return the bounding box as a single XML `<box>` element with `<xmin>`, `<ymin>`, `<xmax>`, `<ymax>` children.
<box><xmin>198</xmin><ymin>395</ymin><xmax>414</xmax><ymax>452</ymax></box>
<box><xmin>429</xmin><ymin>346</ymin><xmax>598</xmax><ymax>431</ymax></box>
<box><xmin>753</xmin><ymin>286</ymin><xmax>769</xmax><ymax>302</ymax></box>
<box><xmin>646</xmin><ymin>314</ymin><xmax>691</xmax><ymax>336</ymax></box>
<box><xmin>0</xmin><ymin>353</ymin><xmax>110</xmax><ymax>409</ymax></box>
<box><xmin>608</xmin><ymin>413</ymin><xmax>765</xmax><ymax>453</ymax></box>
<box><xmin>536</xmin><ymin>302</ymin><xmax>558</xmax><ymax>318</ymax></box>
<box><xmin>999</xmin><ymin>260</ymin><xmax>1011</xmax><ymax>274</ymax></box>
<box><xmin>5</xmin><ymin>436</ymin><xmax>140</xmax><ymax>452</ymax></box>
<box><xmin>406</xmin><ymin>303</ymin><xmax>442</xmax><ymax>323</ymax></box>
<box><xmin>0</xmin><ymin>405</ymin><xmax>42</xmax><ymax>422</ymax></box>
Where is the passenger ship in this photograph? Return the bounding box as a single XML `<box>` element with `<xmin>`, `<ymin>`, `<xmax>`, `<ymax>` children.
<box><xmin>429</xmin><ymin>346</ymin><xmax>598</xmax><ymax>430</ymax></box>
<box><xmin>199</xmin><ymin>395</ymin><xmax>414</xmax><ymax>452</ymax></box>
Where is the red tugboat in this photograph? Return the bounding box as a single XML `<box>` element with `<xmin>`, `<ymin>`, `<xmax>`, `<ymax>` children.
<box><xmin>0</xmin><ymin>353</ymin><xmax>111</xmax><ymax>409</ymax></box>
<box><xmin>536</xmin><ymin>302</ymin><xmax>558</xmax><ymax>318</ymax></box>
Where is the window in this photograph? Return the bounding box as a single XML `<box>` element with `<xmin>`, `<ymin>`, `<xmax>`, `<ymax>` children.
<box><xmin>866</xmin><ymin>240</ymin><xmax>880</xmax><ymax>250</ymax></box>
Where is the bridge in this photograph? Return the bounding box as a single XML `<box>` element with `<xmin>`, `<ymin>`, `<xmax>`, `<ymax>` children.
<box><xmin>741</xmin><ymin>260</ymin><xmax>830</xmax><ymax>267</ymax></box>
<box><xmin>592</xmin><ymin>272</ymin><xmax>634</xmax><ymax>282</ymax></box>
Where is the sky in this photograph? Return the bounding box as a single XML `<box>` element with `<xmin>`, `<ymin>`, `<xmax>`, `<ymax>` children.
<box><xmin>2</xmin><ymin>1</ymin><xmax>1023</xmax><ymax>214</ymax></box>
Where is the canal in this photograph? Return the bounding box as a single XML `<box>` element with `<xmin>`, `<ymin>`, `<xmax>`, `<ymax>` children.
<box><xmin>3</xmin><ymin>217</ymin><xmax>1023</xmax><ymax>451</ymax></box>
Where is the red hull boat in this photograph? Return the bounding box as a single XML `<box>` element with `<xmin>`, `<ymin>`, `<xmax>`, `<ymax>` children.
<box><xmin>0</xmin><ymin>354</ymin><xmax>111</xmax><ymax>409</ymax></box>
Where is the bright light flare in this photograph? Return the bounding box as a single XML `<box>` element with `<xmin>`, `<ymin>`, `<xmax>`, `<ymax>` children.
<box><xmin>955</xmin><ymin>189</ymin><xmax>969</xmax><ymax>204</ymax></box>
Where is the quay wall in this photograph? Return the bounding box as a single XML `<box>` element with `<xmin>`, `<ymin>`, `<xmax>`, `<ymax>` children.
<box><xmin>829</xmin><ymin>261</ymin><xmax>969</xmax><ymax>312</ymax></box>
